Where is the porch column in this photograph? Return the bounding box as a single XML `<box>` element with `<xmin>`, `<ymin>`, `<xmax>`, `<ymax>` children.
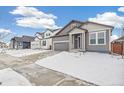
<box><xmin>69</xmin><ymin>34</ymin><xmax>72</xmax><ymax>51</ymax></box>
<box><xmin>82</xmin><ymin>32</ymin><xmax>85</xmax><ymax>51</ymax></box>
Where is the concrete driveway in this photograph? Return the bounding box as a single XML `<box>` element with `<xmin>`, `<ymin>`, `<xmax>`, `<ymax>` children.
<box><xmin>0</xmin><ymin>50</ymin><xmax>95</xmax><ymax>86</ymax></box>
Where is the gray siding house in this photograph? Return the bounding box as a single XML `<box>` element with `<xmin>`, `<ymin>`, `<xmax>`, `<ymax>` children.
<box><xmin>52</xmin><ymin>20</ymin><xmax>114</xmax><ymax>53</ymax></box>
<box><xmin>10</xmin><ymin>35</ymin><xmax>35</xmax><ymax>49</ymax></box>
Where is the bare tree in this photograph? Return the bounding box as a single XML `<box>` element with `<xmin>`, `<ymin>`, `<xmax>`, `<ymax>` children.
<box><xmin>118</xmin><ymin>23</ymin><xmax>124</xmax><ymax>58</ymax></box>
<box><xmin>0</xmin><ymin>29</ymin><xmax>12</xmax><ymax>54</ymax></box>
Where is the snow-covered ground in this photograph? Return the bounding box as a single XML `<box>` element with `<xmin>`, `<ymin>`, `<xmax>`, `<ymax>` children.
<box><xmin>36</xmin><ymin>51</ymin><xmax>124</xmax><ymax>86</ymax></box>
<box><xmin>5</xmin><ymin>49</ymin><xmax>50</xmax><ymax>57</ymax></box>
<box><xmin>0</xmin><ymin>68</ymin><xmax>31</xmax><ymax>86</ymax></box>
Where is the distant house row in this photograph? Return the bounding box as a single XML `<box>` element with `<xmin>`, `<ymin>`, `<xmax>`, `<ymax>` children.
<box><xmin>0</xmin><ymin>41</ymin><xmax>8</xmax><ymax>48</ymax></box>
<box><xmin>10</xmin><ymin>20</ymin><xmax>114</xmax><ymax>53</ymax></box>
<box><xmin>10</xmin><ymin>28</ymin><xmax>60</xmax><ymax>50</ymax></box>
<box><xmin>10</xmin><ymin>35</ymin><xmax>35</xmax><ymax>49</ymax></box>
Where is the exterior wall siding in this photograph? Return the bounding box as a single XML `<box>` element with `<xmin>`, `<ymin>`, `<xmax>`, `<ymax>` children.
<box><xmin>53</xmin><ymin>35</ymin><xmax>69</xmax><ymax>41</ymax></box>
<box><xmin>85</xmin><ymin>31</ymin><xmax>110</xmax><ymax>53</ymax></box>
<box><xmin>42</xmin><ymin>38</ymin><xmax>52</xmax><ymax>49</ymax></box>
<box><xmin>58</xmin><ymin>22</ymin><xmax>81</xmax><ymax>36</ymax></box>
<box><xmin>53</xmin><ymin>36</ymin><xmax>69</xmax><ymax>51</ymax></box>
<box><xmin>81</xmin><ymin>22</ymin><xmax>112</xmax><ymax>31</ymax></box>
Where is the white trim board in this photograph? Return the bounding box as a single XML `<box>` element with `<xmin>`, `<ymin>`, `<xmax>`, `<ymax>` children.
<box><xmin>53</xmin><ymin>40</ymin><xmax>69</xmax><ymax>43</ymax></box>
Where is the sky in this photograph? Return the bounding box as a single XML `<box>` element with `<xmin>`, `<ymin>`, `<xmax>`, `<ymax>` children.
<box><xmin>0</xmin><ymin>6</ymin><xmax>124</xmax><ymax>43</ymax></box>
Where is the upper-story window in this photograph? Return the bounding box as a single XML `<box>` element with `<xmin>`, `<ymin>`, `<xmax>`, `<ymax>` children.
<box><xmin>46</xmin><ymin>33</ymin><xmax>51</xmax><ymax>36</ymax></box>
<box><xmin>89</xmin><ymin>31</ymin><xmax>106</xmax><ymax>45</ymax></box>
<box><xmin>19</xmin><ymin>42</ymin><xmax>22</xmax><ymax>46</ymax></box>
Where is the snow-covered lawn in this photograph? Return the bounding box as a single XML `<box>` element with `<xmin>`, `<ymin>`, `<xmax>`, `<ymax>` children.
<box><xmin>6</xmin><ymin>49</ymin><xmax>50</xmax><ymax>57</ymax></box>
<box><xmin>36</xmin><ymin>52</ymin><xmax>124</xmax><ymax>86</ymax></box>
<box><xmin>0</xmin><ymin>68</ymin><xmax>31</xmax><ymax>86</ymax></box>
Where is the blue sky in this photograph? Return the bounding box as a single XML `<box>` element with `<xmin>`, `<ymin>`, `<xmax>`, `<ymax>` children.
<box><xmin>0</xmin><ymin>6</ymin><xmax>124</xmax><ymax>43</ymax></box>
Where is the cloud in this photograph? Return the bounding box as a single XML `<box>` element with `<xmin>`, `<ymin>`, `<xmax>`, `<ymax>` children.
<box><xmin>118</xmin><ymin>7</ymin><xmax>124</xmax><ymax>12</ymax></box>
<box><xmin>10</xmin><ymin>6</ymin><xmax>60</xmax><ymax>29</ymax></box>
<box><xmin>0</xmin><ymin>28</ymin><xmax>12</xmax><ymax>34</ymax></box>
<box><xmin>16</xmin><ymin>17</ymin><xmax>59</xmax><ymax>29</ymax></box>
<box><xmin>111</xmin><ymin>35</ymin><xmax>119</xmax><ymax>42</ymax></box>
<box><xmin>0</xmin><ymin>28</ymin><xmax>12</xmax><ymax>42</ymax></box>
<box><xmin>88</xmin><ymin>12</ymin><xmax>124</xmax><ymax>28</ymax></box>
<box><xmin>10</xmin><ymin>6</ymin><xmax>57</xmax><ymax>19</ymax></box>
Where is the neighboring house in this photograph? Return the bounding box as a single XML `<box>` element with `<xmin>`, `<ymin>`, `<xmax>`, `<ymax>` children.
<box><xmin>31</xmin><ymin>32</ymin><xmax>43</xmax><ymax>49</ymax></box>
<box><xmin>52</xmin><ymin>20</ymin><xmax>114</xmax><ymax>53</ymax></box>
<box><xmin>10</xmin><ymin>35</ymin><xmax>35</xmax><ymax>49</ymax></box>
<box><xmin>31</xmin><ymin>28</ymin><xmax>60</xmax><ymax>49</ymax></box>
<box><xmin>41</xmin><ymin>29</ymin><xmax>60</xmax><ymax>49</ymax></box>
<box><xmin>0</xmin><ymin>41</ymin><xmax>7</xmax><ymax>48</ymax></box>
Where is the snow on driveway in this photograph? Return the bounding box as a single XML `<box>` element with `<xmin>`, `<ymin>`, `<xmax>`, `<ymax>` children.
<box><xmin>6</xmin><ymin>49</ymin><xmax>50</xmax><ymax>57</ymax></box>
<box><xmin>36</xmin><ymin>52</ymin><xmax>124</xmax><ymax>86</ymax></box>
<box><xmin>0</xmin><ymin>68</ymin><xmax>31</xmax><ymax>86</ymax></box>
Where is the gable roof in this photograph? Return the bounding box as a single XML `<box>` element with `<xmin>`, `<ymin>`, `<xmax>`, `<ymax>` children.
<box><xmin>117</xmin><ymin>36</ymin><xmax>124</xmax><ymax>40</ymax></box>
<box><xmin>113</xmin><ymin>36</ymin><xmax>124</xmax><ymax>42</ymax></box>
<box><xmin>46</xmin><ymin>28</ymin><xmax>61</xmax><ymax>32</ymax></box>
<box><xmin>55</xmin><ymin>20</ymin><xmax>114</xmax><ymax>37</ymax></box>
<box><xmin>85</xmin><ymin>21</ymin><xmax>114</xmax><ymax>28</ymax></box>
<box><xmin>0</xmin><ymin>41</ymin><xmax>6</xmax><ymax>45</ymax></box>
<box><xmin>22</xmin><ymin>35</ymin><xmax>35</xmax><ymax>42</ymax></box>
<box><xmin>35</xmin><ymin>32</ymin><xmax>44</xmax><ymax>36</ymax></box>
<box><xmin>11</xmin><ymin>35</ymin><xmax>35</xmax><ymax>42</ymax></box>
<box><xmin>55</xmin><ymin>20</ymin><xmax>84</xmax><ymax>36</ymax></box>
<box><xmin>67</xmin><ymin>27</ymin><xmax>87</xmax><ymax>34</ymax></box>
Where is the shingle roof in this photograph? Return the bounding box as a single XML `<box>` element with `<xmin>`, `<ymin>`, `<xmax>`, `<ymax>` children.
<box><xmin>55</xmin><ymin>20</ymin><xmax>84</xmax><ymax>36</ymax></box>
<box><xmin>54</xmin><ymin>20</ymin><xmax>114</xmax><ymax>37</ymax></box>
<box><xmin>11</xmin><ymin>35</ymin><xmax>35</xmax><ymax>42</ymax></box>
<box><xmin>114</xmin><ymin>36</ymin><xmax>124</xmax><ymax>42</ymax></box>
<box><xmin>0</xmin><ymin>41</ymin><xmax>6</xmax><ymax>44</ymax></box>
<box><xmin>22</xmin><ymin>35</ymin><xmax>35</xmax><ymax>42</ymax></box>
<box><xmin>86</xmin><ymin>21</ymin><xmax>114</xmax><ymax>28</ymax></box>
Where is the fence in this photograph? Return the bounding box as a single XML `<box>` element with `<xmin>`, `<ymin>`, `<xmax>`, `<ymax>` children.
<box><xmin>111</xmin><ymin>42</ymin><xmax>123</xmax><ymax>55</ymax></box>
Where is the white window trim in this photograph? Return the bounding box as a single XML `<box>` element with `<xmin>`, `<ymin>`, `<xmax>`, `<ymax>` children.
<box><xmin>97</xmin><ymin>31</ymin><xmax>106</xmax><ymax>45</ymax></box>
<box><xmin>89</xmin><ymin>32</ymin><xmax>97</xmax><ymax>45</ymax></box>
<box><xmin>89</xmin><ymin>31</ymin><xmax>106</xmax><ymax>45</ymax></box>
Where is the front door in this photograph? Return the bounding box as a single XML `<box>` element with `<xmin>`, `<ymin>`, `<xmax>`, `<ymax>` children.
<box><xmin>74</xmin><ymin>34</ymin><xmax>81</xmax><ymax>49</ymax></box>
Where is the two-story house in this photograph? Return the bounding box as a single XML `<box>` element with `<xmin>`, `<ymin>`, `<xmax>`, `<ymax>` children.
<box><xmin>31</xmin><ymin>28</ymin><xmax>60</xmax><ymax>49</ymax></box>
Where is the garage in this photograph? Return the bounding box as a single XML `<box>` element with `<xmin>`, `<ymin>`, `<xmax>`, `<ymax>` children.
<box><xmin>54</xmin><ymin>42</ymin><xmax>69</xmax><ymax>51</ymax></box>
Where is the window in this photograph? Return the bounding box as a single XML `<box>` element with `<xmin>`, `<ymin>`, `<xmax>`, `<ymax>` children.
<box><xmin>98</xmin><ymin>32</ymin><xmax>105</xmax><ymax>44</ymax></box>
<box><xmin>46</xmin><ymin>33</ymin><xmax>50</xmax><ymax>36</ymax></box>
<box><xmin>89</xmin><ymin>33</ymin><xmax>96</xmax><ymax>45</ymax></box>
<box><xmin>43</xmin><ymin>41</ymin><xmax>46</xmax><ymax>46</ymax></box>
<box><xmin>19</xmin><ymin>42</ymin><xmax>22</xmax><ymax>46</ymax></box>
<box><xmin>89</xmin><ymin>31</ymin><xmax>106</xmax><ymax>45</ymax></box>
